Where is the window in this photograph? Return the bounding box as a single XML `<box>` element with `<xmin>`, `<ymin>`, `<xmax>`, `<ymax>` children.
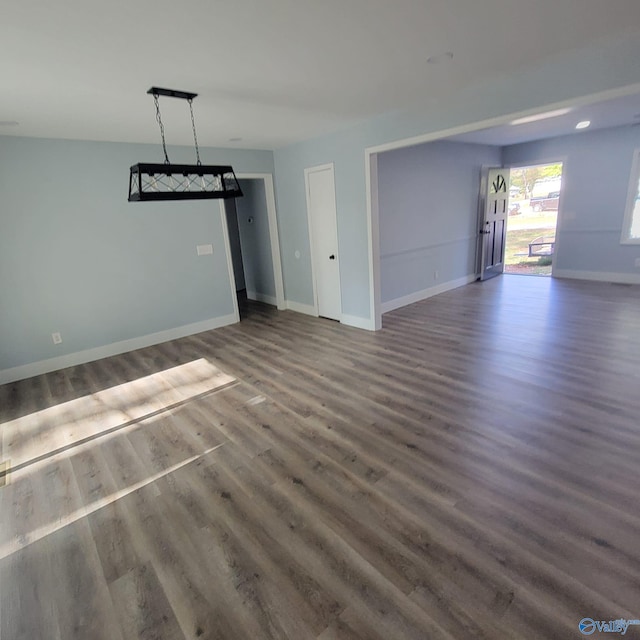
<box><xmin>621</xmin><ymin>149</ymin><xmax>640</xmax><ymax>244</ymax></box>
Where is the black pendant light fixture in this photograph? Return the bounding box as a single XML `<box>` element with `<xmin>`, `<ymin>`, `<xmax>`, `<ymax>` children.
<box><xmin>128</xmin><ymin>87</ymin><xmax>243</xmax><ymax>202</ymax></box>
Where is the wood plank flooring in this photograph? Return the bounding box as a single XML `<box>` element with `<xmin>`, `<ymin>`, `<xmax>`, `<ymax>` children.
<box><xmin>2</xmin><ymin>275</ymin><xmax>640</xmax><ymax>639</ymax></box>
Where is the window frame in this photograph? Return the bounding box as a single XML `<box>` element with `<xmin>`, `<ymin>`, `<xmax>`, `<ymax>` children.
<box><xmin>621</xmin><ymin>148</ymin><xmax>640</xmax><ymax>245</ymax></box>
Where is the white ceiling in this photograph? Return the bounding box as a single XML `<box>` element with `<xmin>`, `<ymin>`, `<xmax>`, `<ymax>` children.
<box><xmin>2</xmin><ymin>0</ymin><xmax>640</xmax><ymax>149</ymax></box>
<box><xmin>448</xmin><ymin>92</ymin><xmax>640</xmax><ymax>146</ymax></box>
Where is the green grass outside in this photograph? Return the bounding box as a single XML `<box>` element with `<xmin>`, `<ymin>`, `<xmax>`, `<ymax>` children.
<box><xmin>504</xmin><ymin>227</ymin><xmax>553</xmax><ymax>276</ymax></box>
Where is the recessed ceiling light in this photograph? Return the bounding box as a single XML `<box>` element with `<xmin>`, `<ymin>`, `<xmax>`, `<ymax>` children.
<box><xmin>0</xmin><ymin>120</ymin><xmax>19</xmax><ymax>126</ymax></box>
<box><xmin>575</xmin><ymin>120</ymin><xmax>591</xmax><ymax>130</ymax></box>
<box><xmin>228</xmin><ymin>137</ymin><xmax>242</xmax><ymax>142</ymax></box>
<box><xmin>510</xmin><ymin>108</ymin><xmax>572</xmax><ymax>126</ymax></box>
<box><xmin>427</xmin><ymin>52</ymin><xmax>454</xmax><ymax>64</ymax></box>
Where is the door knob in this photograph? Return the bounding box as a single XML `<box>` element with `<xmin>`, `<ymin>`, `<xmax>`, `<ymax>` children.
<box><xmin>329</xmin><ymin>254</ymin><xmax>336</xmax><ymax>260</ymax></box>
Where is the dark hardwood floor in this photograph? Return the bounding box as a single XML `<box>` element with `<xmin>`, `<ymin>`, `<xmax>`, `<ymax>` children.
<box><xmin>2</xmin><ymin>275</ymin><xmax>640</xmax><ymax>639</ymax></box>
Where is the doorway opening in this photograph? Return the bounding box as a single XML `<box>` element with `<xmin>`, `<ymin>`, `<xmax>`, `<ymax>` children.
<box><xmin>505</xmin><ymin>162</ymin><xmax>563</xmax><ymax>276</ymax></box>
<box><xmin>224</xmin><ymin>177</ymin><xmax>284</xmax><ymax>320</ymax></box>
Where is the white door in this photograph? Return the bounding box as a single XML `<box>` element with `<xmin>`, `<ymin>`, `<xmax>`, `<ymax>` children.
<box><xmin>479</xmin><ymin>167</ymin><xmax>511</xmax><ymax>281</ymax></box>
<box><xmin>305</xmin><ymin>164</ymin><xmax>342</xmax><ymax>320</ymax></box>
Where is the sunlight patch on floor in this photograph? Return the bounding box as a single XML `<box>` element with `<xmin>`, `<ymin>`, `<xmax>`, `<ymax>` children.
<box><xmin>0</xmin><ymin>359</ymin><xmax>236</xmax><ymax>479</ymax></box>
<box><xmin>0</xmin><ymin>442</ymin><xmax>226</xmax><ymax>561</ymax></box>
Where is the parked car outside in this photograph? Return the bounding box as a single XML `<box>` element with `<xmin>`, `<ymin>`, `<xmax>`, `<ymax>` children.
<box><xmin>530</xmin><ymin>177</ymin><xmax>561</xmax><ymax>212</ymax></box>
<box><xmin>530</xmin><ymin>190</ymin><xmax>560</xmax><ymax>212</ymax></box>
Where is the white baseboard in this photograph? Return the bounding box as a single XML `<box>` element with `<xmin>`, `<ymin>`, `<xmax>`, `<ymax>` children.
<box><xmin>285</xmin><ymin>300</ymin><xmax>373</xmax><ymax>329</ymax></box>
<box><xmin>554</xmin><ymin>269</ymin><xmax>640</xmax><ymax>285</ymax></box>
<box><xmin>285</xmin><ymin>300</ymin><xmax>318</xmax><ymax>316</ymax></box>
<box><xmin>0</xmin><ymin>313</ymin><xmax>238</xmax><ymax>385</ymax></box>
<box><xmin>341</xmin><ymin>314</ymin><xmax>376</xmax><ymax>331</ymax></box>
<box><xmin>246</xmin><ymin>290</ymin><xmax>278</xmax><ymax>306</ymax></box>
<box><xmin>381</xmin><ymin>274</ymin><xmax>477</xmax><ymax>314</ymax></box>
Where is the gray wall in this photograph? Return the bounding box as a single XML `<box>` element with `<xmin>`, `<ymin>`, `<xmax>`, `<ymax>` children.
<box><xmin>0</xmin><ymin>136</ymin><xmax>274</xmax><ymax>374</ymax></box>
<box><xmin>378</xmin><ymin>140</ymin><xmax>501</xmax><ymax>304</ymax></box>
<box><xmin>235</xmin><ymin>179</ymin><xmax>276</xmax><ymax>302</ymax></box>
<box><xmin>503</xmin><ymin>125</ymin><xmax>640</xmax><ymax>278</ymax></box>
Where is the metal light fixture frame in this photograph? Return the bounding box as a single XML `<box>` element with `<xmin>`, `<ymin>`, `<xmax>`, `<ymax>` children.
<box><xmin>128</xmin><ymin>87</ymin><xmax>243</xmax><ymax>202</ymax></box>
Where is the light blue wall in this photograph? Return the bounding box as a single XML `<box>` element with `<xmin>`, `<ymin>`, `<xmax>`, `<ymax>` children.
<box><xmin>273</xmin><ymin>31</ymin><xmax>640</xmax><ymax>322</ymax></box>
<box><xmin>0</xmin><ymin>136</ymin><xmax>274</xmax><ymax>372</ymax></box>
<box><xmin>273</xmin><ymin>131</ymin><xmax>370</xmax><ymax>315</ymax></box>
<box><xmin>3</xmin><ymin>32</ymin><xmax>640</xmax><ymax>375</ymax></box>
<box><xmin>503</xmin><ymin>125</ymin><xmax>640</xmax><ymax>276</ymax></box>
<box><xmin>236</xmin><ymin>179</ymin><xmax>276</xmax><ymax>301</ymax></box>
<box><xmin>378</xmin><ymin>140</ymin><xmax>500</xmax><ymax>303</ymax></box>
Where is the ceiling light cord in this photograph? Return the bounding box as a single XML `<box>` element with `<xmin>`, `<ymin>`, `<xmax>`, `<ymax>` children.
<box><xmin>153</xmin><ymin>92</ymin><xmax>170</xmax><ymax>164</ymax></box>
<box><xmin>188</xmin><ymin>98</ymin><xmax>202</xmax><ymax>166</ymax></box>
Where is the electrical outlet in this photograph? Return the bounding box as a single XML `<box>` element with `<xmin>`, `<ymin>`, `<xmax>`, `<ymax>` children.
<box><xmin>52</xmin><ymin>332</ymin><xmax>62</xmax><ymax>345</ymax></box>
<box><xmin>434</xmin><ymin>270</ymin><xmax>439</xmax><ymax>280</ymax></box>
<box><xmin>635</xmin><ymin>257</ymin><xmax>640</xmax><ymax>268</ymax></box>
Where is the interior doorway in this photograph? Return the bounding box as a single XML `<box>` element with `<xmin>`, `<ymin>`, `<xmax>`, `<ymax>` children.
<box><xmin>223</xmin><ymin>175</ymin><xmax>285</xmax><ymax>319</ymax></box>
<box><xmin>504</xmin><ymin>162</ymin><xmax>563</xmax><ymax>276</ymax></box>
